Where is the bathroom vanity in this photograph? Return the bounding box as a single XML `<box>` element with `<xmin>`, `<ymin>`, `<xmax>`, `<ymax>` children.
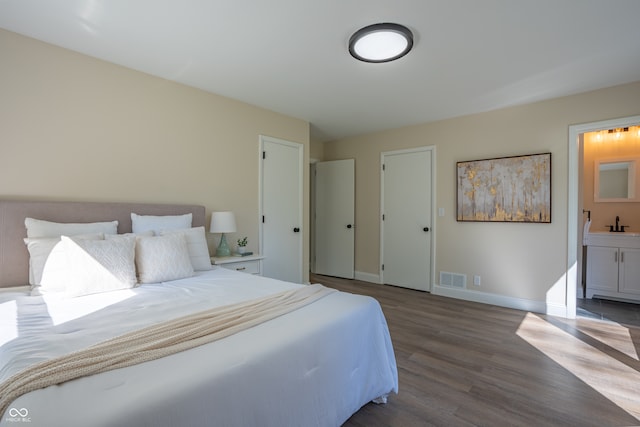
<box><xmin>584</xmin><ymin>232</ymin><xmax>640</xmax><ymax>302</ymax></box>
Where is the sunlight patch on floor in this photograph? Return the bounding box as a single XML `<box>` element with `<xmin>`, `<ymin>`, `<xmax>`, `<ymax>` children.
<box><xmin>570</xmin><ymin>319</ymin><xmax>638</xmax><ymax>361</ymax></box>
<box><xmin>517</xmin><ymin>312</ymin><xmax>640</xmax><ymax>421</ymax></box>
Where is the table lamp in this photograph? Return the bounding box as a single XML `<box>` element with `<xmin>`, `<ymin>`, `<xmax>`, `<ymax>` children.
<box><xmin>210</xmin><ymin>211</ymin><xmax>236</xmax><ymax>257</ymax></box>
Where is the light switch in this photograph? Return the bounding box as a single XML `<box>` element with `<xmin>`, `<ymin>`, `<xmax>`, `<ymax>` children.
<box><xmin>438</xmin><ymin>208</ymin><xmax>445</xmax><ymax>217</ymax></box>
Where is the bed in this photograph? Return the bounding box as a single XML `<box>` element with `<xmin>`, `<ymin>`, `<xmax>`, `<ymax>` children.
<box><xmin>0</xmin><ymin>200</ymin><xmax>398</xmax><ymax>427</ymax></box>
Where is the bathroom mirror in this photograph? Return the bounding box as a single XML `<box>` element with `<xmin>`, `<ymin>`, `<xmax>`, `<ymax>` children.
<box><xmin>594</xmin><ymin>158</ymin><xmax>639</xmax><ymax>202</ymax></box>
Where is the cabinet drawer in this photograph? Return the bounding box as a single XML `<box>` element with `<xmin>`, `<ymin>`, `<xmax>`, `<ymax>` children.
<box><xmin>219</xmin><ymin>260</ymin><xmax>261</xmax><ymax>274</ymax></box>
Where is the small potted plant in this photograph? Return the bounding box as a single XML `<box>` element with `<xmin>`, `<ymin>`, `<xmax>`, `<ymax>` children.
<box><xmin>237</xmin><ymin>237</ymin><xmax>248</xmax><ymax>254</ymax></box>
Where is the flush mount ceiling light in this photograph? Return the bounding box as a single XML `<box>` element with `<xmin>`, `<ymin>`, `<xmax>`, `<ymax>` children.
<box><xmin>349</xmin><ymin>23</ymin><xmax>414</xmax><ymax>63</ymax></box>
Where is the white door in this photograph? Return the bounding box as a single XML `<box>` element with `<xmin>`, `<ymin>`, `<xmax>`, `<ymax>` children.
<box><xmin>381</xmin><ymin>147</ymin><xmax>433</xmax><ymax>291</ymax></box>
<box><xmin>314</xmin><ymin>159</ymin><xmax>355</xmax><ymax>279</ymax></box>
<box><xmin>260</xmin><ymin>136</ymin><xmax>303</xmax><ymax>283</ymax></box>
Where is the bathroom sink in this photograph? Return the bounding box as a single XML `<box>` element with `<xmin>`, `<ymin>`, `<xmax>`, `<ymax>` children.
<box><xmin>584</xmin><ymin>231</ymin><xmax>640</xmax><ymax>248</ymax></box>
<box><xmin>589</xmin><ymin>231</ymin><xmax>640</xmax><ymax>237</ymax></box>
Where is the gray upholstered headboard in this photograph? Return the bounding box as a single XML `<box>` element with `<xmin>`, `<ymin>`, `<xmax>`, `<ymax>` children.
<box><xmin>0</xmin><ymin>200</ymin><xmax>206</xmax><ymax>288</ymax></box>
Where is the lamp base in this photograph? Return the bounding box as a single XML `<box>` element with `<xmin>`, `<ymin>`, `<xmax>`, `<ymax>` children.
<box><xmin>216</xmin><ymin>233</ymin><xmax>231</xmax><ymax>257</ymax></box>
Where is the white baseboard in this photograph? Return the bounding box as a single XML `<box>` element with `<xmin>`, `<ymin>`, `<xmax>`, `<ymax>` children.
<box><xmin>354</xmin><ymin>271</ymin><xmax>381</xmax><ymax>284</ymax></box>
<box><xmin>432</xmin><ymin>285</ymin><xmax>568</xmax><ymax>317</ymax></box>
<box><xmin>351</xmin><ymin>273</ymin><xmax>567</xmax><ymax>316</ymax></box>
<box><xmin>544</xmin><ymin>303</ymin><xmax>570</xmax><ymax>317</ymax></box>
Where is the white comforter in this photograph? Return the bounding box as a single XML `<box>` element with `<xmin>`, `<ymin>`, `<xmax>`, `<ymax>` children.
<box><xmin>0</xmin><ymin>268</ymin><xmax>398</xmax><ymax>427</ymax></box>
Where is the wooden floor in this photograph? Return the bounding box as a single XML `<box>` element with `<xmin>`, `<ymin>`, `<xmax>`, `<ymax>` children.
<box><xmin>578</xmin><ymin>297</ymin><xmax>640</xmax><ymax>327</ymax></box>
<box><xmin>310</xmin><ymin>274</ymin><xmax>640</xmax><ymax>427</ymax></box>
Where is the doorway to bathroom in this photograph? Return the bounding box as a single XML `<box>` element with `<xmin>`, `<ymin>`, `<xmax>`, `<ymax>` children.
<box><xmin>568</xmin><ymin>115</ymin><xmax>640</xmax><ymax>319</ymax></box>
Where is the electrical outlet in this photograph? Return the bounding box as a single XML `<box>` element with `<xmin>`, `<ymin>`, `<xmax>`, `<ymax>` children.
<box><xmin>473</xmin><ymin>275</ymin><xmax>481</xmax><ymax>286</ymax></box>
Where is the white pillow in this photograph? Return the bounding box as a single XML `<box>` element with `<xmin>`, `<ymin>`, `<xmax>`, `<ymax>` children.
<box><xmin>135</xmin><ymin>234</ymin><xmax>194</xmax><ymax>284</ymax></box>
<box><xmin>25</xmin><ymin>218</ymin><xmax>118</xmax><ymax>238</ymax></box>
<box><xmin>24</xmin><ymin>233</ymin><xmax>104</xmax><ymax>287</ymax></box>
<box><xmin>59</xmin><ymin>235</ymin><xmax>137</xmax><ymax>298</ymax></box>
<box><xmin>105</xmin><ymin>230</ymin><xmax>154</xmax><ymax>239</ymax></box>
<box><xmin>160</xmin><ymin>226</ymin><xmax>212</xmax><ymax>271</ymax></box>
<box><xmin>131</xmin><ymin>213</ymin><xmax>192</xmax><ymax>234</ymax></box>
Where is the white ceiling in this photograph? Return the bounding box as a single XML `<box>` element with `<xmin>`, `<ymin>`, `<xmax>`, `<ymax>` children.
<box><xmin>2</xmin><ymin>1</ymin><xmax>640</xmax><ymax>142</ymax></box>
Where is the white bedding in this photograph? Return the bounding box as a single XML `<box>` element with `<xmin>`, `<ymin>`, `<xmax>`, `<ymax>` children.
<box><xmin>0</xmin><ymin>268</ymin><xmax>398</xmax><ymax>427</ymax></box>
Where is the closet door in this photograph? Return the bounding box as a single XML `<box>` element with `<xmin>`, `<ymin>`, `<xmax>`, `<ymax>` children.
<box><xmin>260</xmin><ymin>136</ymin><xmax>303</xmax><ymax>284</ymax></box>
<box><xmin>381</xmin><ymin>147</ymin><xmax>433</xmax><ymax>291</ymax></box>
<box><xmin>314</xmin><ymin>159</ymin><xmax>355</xmax><ymax>279</ymax></box>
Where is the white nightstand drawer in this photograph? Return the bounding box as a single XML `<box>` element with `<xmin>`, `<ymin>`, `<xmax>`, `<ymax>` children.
<box><xmin>211</xmin><ymin>255</ymin><xmax>264</xmax><ymax>275</ymax></box>
<box><xmin>219</xmin><ymin>260</ymin><xmax>260</xmax><ymax>274</ymax></box>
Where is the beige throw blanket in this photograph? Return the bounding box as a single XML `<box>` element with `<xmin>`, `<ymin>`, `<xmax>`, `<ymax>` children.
<box><xmin>0</xmin><ymin>284</ymin><xmax>336</xmax><ymax>416</ymax></box>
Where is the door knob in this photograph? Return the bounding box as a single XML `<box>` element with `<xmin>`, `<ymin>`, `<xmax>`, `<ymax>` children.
<box><xmin>346</xmin><ymin>224</ymin><xmax>353</xmax><ymax>229</ymax></box>
<box><xmin>293</xmin><ymin>227</ymin><xmax>300</xmax><ymax>233</ymax></box>
<box><xmin>423</xmin><ymin>227</ymin><xmax>430</xmax><ymax>232</ymax></box>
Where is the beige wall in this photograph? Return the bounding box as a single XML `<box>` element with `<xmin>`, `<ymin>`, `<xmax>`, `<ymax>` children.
<box><xmin>310</xmin><ymin>140</ymin><xmax>325</xmax><ymax>162</ymax></box>
<box><xmin>0</xmin><ymin>29</ymin><xmax>311</xmax><ymax>282</ymax></box>
<box><xmin>583</xmin><ymin>128</ymin><xmax>640</xmax><ymax>232</ymax></box>
<box><xmin>323</xmin><ymin>81</ymin><xmax>640</xmax><ymax>307</ymax></box>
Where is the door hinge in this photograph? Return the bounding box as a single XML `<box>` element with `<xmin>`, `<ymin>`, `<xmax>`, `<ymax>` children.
<box><xmin>262</xmin><ymin>151</ymin><xmax>266</xmax><ymax>159</ymax></box>
<box><xmin>382</xmin><ymin>164</ymin><xmax>385</xmax><ymax>171</ymax></box>
<box><xmin>382</xmin><ymin>264</ymin><xmax>385</xmax><ymax>271</ymax></box>
<box><xmin>262</xmin><ymin>215</ymin><xmax>265</xmax><ymax>223</ymax></box>
<box><xmin>382</xmin><ymin>214</ymin><xmax>385</xmax><ymax>221</ymax></box>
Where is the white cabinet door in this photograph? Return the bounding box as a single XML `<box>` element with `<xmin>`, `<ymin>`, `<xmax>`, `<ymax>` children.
<box><xmin>586</xmin><ymin>246</ymin><xmax>619</xmax><ymax>293</ymax></box>
<box><xmin>619</xmin><ymin>248</ymin><xmax>640</xmax><ymax>295</ymax></box>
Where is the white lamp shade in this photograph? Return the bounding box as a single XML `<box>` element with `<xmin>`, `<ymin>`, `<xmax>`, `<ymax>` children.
<box><xmin>210</xmin><ymin>211</ymin><xmax>237</xmax><ymax>233</ymax></box>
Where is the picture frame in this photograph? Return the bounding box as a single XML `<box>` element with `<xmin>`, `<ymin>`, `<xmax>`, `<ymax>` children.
<box><xmin>456</xmin><ymin>152</ymin><xmax>551</xmax><ymax>223</ymax></box>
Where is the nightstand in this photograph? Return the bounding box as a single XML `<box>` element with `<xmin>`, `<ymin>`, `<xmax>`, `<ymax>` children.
<box><xmin>211</xmin><ymin>254</ymin><xmax>265</xmax><ymax>275</ymax></box>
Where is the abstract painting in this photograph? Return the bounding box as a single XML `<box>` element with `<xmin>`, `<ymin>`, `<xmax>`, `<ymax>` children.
<box><xmin>456</xmin><ymin>153</ymin><xmax>551</xmax><ymax>223</ymax></box>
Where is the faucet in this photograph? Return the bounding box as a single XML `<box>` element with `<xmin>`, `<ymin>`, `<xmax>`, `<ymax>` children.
<box><xmin>608</xmin><ymin>216</ymin><xmax>629</xmax><ymax>232</ymax></box>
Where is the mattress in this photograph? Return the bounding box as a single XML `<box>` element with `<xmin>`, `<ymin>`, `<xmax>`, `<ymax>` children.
<box><xmin>0</xmin><ymin>267</ymin><xmax>398</xmax><ymax>427</ymax></box>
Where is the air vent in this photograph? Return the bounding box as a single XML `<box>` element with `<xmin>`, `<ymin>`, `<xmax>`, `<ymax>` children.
<box><xmin>439</xmin><ymin>271</ymin><xmax>466</xmax><ymax>289</ymax></box>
